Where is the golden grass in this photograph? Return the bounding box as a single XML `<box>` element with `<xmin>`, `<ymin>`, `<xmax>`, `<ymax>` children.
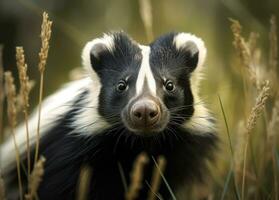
<box><xmin>147</xmin><ymin>156</ymin><xmax>166</xmax><ymax>200</ymax></box>
<box><xmin>126</xmin><ymin>153</ymin><xmax>149</xmax><ymax>200</ymax></box>
<box><xmin>139</xmin><ymin>0</ymin><xmax>154</xmax><ymax>42</ymax></box>
<box><xmin>25</xmin><ymin>156</ymin><xmax>46</xmax><ymax>200</ymax></box>
<box><xmin>242</xmin><ymin>81</ymin><xmax>270</xmax><ymax>199</ymax></box>
<box><xmin>16</xmin><ymin>46</ymin><xmax>32</xmax><ymax>180</ymax></box>
<box><xmin>229</xmin><ymin>17</ymin><xmax>278</xmax><ymax>200</ymax></box>
<box><xmin>4</xmin><ymin>71</ymin><xmax>23</xmax><ymax>200</ymax></box>
<box><xmin>76</xmin><ymin>166</ymin><xmax>93</xmax><ymax>200</ymax></box>
<box><xmin>0</xmin><ymin>8</ymin><xmax>278</xmax><ymax>200</ymax></box>
<box><xmin>34</xmin><ymin>11</ymin><xmax>52</xmax><ymax>164</ymax></box>
<box><xmin>0</xmin><ymin>12</ymin><xmax>51</xmax><ymax>200</ymax></box>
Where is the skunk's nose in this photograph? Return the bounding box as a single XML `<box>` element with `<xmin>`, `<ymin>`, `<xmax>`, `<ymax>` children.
<box><xmin>131</xmin><ymin>99</ymin><xmax>160</xmax><ymax>127</ymax></box>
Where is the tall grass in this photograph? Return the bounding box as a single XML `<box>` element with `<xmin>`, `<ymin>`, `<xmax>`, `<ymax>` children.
<box><xmin>34</xmin><ymin>12</ymin><xmax>52</xmax><ymax>164</ymax></box>
<box><xmin>1</xmin><ymin>12</ymin><xmax>51</xmax><ymax>200</ymax></box>
<box><xmin>0</xmin><ymin>5</ymin><xmax>278</xmax><ymax>200</ymax></box>
<box><xmin>16</xmin><ymin>46</ymin><xmax>32</xmax><ymax>180</ymax></box>
<box><xmin>4</xmin><ymin>72</ymin><xmax>23</xmax><ymax>200</ymax></box>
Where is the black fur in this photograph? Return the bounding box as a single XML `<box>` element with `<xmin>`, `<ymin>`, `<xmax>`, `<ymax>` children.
<box><xmin>4</xmin><ymin>32</ymin><xmax>218</xmax><ymax>200</ymax></box>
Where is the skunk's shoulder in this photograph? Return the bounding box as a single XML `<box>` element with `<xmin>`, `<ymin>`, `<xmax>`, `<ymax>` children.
<box><xmin>0</xmin><ymin>77</ymin><xmax>94</xmax><ymax>173</ymax></box>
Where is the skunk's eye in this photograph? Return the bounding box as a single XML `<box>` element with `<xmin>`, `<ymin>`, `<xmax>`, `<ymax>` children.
<box><xmin>117</xmin><ymin>80</ymin><xmax>128</xmax><ymax>92</ymax></box>
<box><xmin>164</xmin><ymin>80</ymin><xmax>175</xmax><ymax>91</ymax></box>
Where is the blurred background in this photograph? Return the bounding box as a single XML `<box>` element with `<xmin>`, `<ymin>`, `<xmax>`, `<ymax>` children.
<box><xmin>0</xmin><ymin>0</ymin><xmax>278</xmax><ymax>97</ymax></box>
<box><xmin>0</xmin><ymin>0</ymin><xmax>279</xmax><ymax>199</ymax></box>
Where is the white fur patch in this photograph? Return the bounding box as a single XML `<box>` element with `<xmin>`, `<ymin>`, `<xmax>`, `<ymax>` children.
<box><xmin>0</xmin><ymin>78</ymin><xmax>92</xmax><ymax>172</ymax></box>
<box><xmin>79</xmin><ymin>33</ymin><xmax>114</xmax><ymax>135</ymax></box>
<box><xmin>173</xmin><ymin>33</ymin><xmax>207</xmax><ymax>72</ymax></box>
<box><xmin>174</xmin><ymin>33</ymin><xmax>215</xmax><ymax>135</ymax></box>
<box><xmin>71</xmin><ymin>83</ymin><xmax>110</xmax><ymax>135</ymax></box>
<box><xmin>136</xmin><ymin>45</ymin><xmax>156</xmax><ymax>95</ymax></box>
<box><xmin>82</xmin><ymin>33</ymin><xmax>115</xmax><ymax>82</ymax></box>
<box><xmin>0</xmin><ymin>34</ymin><xmax>117</xmax><ymax>173</ymax></box>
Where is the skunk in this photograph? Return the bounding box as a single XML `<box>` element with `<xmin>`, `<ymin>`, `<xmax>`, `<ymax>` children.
<box><xmin>0</xmin><ymin>32</ymin><xmax>218</xmax><ymax>200</ymax></box>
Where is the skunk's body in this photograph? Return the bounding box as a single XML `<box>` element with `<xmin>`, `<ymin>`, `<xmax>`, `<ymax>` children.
<box><xmin>1</xmin><ymin>32</ymin><xmax>217</xmax><ymax>200</ymax></box>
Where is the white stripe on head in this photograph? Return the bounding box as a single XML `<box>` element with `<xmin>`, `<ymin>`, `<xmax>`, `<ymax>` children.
<box><xmin>136</xmin><ymin>45</ymin><xmax>156</xmax><ymax>95</ymax></box>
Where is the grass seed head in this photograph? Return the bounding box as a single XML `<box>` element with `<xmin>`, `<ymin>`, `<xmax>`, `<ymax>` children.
<box><xmin>38</xmin><ymin>12</ymin><xmax>52</xmax><ymax>73</ymax></box>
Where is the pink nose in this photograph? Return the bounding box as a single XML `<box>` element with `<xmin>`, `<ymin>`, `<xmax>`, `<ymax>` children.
<box><xmin>131</xmin><ymin>99</ymin><xmax>160</xmax><ymax>127</ymax></box>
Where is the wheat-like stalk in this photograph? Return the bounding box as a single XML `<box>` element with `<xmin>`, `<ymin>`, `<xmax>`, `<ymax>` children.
<box><xmin>0</xmin><ymin>171</ymin><xmax>5</xmax><ymax>200</ymax></box>
<box><xmin>16</xmin><ymin>46</ymin><xmax>32</xmax><ymax>179</ymax></box>
<box><xmin>241</xmin><ymin>80</ymin><xmax>270</xmax><ymax>199</ymax></box>
<box><xmin>76</xmin><ymin>166</ymin><xmax>93</xmax><ymax>200</ymax></box>
<box><xmin>34</xmin><ymin>12</ymin><xmax>52</xmax><ymax>164</ymax></box>
<box><xmin>25</xmin><ymin>156</ymin><xmax>45</xmax><ymax>200</ymax></box>
<box><xmin>0</xmin><ymin>45</ymin><xmax>4</xmax><ymax>143</ymax></box>
<box><xmin>269</xmin><ymin>15</ymin><xmax>278</xmax><ymax>73</ymax></box>
<box><xmin>230</xmin><ymin>19</ymin><xmax>258</xmax><ymax>87</ymax></box>
<box><xmin>234</xmin><ymin>120</ymin><xmax>246</xmax><ymax>182</ymax></box>
<box><xmin>267</xmin><ymin>100</ymin><xmax>279</xmax><ymax>140</ymax></box>
<box><xmin>4</xmin><ymin>71</ymin><xmax>23</xmax><ymax>200</ymax></box>
<box><xmin>147</xmin><ymin>156</ymin><xmax>166</xmax><ymax>200</ymax></box>
<box><xmin>139</xmin><ymin>0</ymin><xmax>153</xmax><ymax>42</ymax></box>
<box><xmin>246</xmin><ymin>81</ymin><xmax>270</xmax><ymax>134</ymax></box>
<box><xmin>230</xmin><ymin>19</ymin><xmax>251</xmax><ymax>67</ymax></box>
<box><xmin>267</xmin><ymin>99</ymin><xmax>279</xmax><ymax>200</ymax></box>
<box><xmin>126</xmin><ymin>153</ymin><xmax>149</xmax><ymax>200</ymax></box>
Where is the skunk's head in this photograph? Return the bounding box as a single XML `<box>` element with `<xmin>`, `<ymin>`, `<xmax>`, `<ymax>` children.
<box><xmin>82</xmin><ymin>32</ymin><xmax>208</xmax><ymax>136</ymax></box>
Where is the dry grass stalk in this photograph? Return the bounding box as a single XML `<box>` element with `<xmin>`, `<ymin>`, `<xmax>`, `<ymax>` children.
<box><xmin>38</xmin><ymin>12</ymin><xmax>52</xmax><ymax>74</ymax></box>
<box><xmin>4</xmin><ymin>71</ymin><xmax>23</xmax><ymax>200</ymax></box>
<box><xmin>267</xmin><ymin>100</ymin><xmax>279</xmax><ymax>140</ymax></box>
<box><xmin>234</xmin><ymin>120</ymin><xmax>246</xmax><ymax>181</ymax></box>
<box><xmin>230</xmin><ymin>19</ymin><xmax>257</xmax><ymax>86</ymax></box>
<box><xmin>267</xmin><ymin>99</ymin><xmax>279</xmax><ymax>200</ymax></box>
<box><xmin>16</xmin><ymin>47</ymin><xmax>31</xmax><ymax>109</ymax></box>
<box><xmin>246</xmin><ymin>81</ymin><xmax>270</xmax><ymax>134</ymax></box>
<box><xmin>0</xmin><ymin>171</ymin><xmax>5</xmax><ymax>200</ymax></box>
<box><xmin>269</xmin><ymin>15</ymin><xmax>278</xmax><ymax>96</ymax></box>
<box><xmin>147</xmin><ymin>156</ymin><xmax>166</xmax><ymax>200</ymax></box>
<box><xmin>0</xmin><ymin>45</ymin><xmax>4</xmax><ymax>143</ymax></box>
<box><xmin>76</xmin><ymin>166</ymin><xmax>93</xmax><ymax>200</ymax></box>
<box><xmin>139</xmin><ymin>0</ymin><xmax>154</xmax><ymax>42</ymax></box>
<box><xmin>34</xmin><ymin>12</ymin><xmax>52</xmax><ymax>164</ymax></box>
<box><xmin>248</xmin><ymin>32</ymin><xmax>259</xmax><ymax>54</ymax></box>
<box><xmin>16</xmin><ymin>46</ymin><xmax>31</xmax><ymax>179</ymax></box>
<box><xmin>25</xmin><ymin>156</ymin><xmax>45</xmax><ymax>200</ymax></box>
<box><xmin>269</xmin><ymin>15</ymin><xmax>278</xmax><ymax>73</ymax></box>
<box><xmin>241</xmin><ymin>81</ymin><xmax>270</xmax><ymax>199</ymax></box>
<box><xmin>230</xmin><ymin>19</ymin><xmax>251</xmax><ymax>67</ymax></box>
<box><xmin>126</xmin><ymin>153</ymin><xmax>149</xmax><ymax>200</ymax></box>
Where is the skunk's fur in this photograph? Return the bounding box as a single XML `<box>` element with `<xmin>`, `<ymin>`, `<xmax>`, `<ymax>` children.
<box><xmin>0</xmin><ymin>32</ymin><xmax>218</xmax><ymax>200</ymax></box>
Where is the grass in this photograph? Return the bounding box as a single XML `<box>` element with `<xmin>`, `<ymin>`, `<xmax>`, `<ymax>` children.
<box><xmin>0</xmin><ymin>1</ymin><xmax>279</xmax><ymax>199</ymax></box>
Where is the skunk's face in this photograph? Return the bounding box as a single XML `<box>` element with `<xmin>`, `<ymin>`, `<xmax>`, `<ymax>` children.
<box><xmin>82</xmin><ymin>32</ymin><xmax>206</xmax><ymax>136</ymax></box>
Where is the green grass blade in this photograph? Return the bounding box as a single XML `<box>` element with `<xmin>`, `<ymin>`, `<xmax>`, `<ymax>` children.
<box><xmin>117</xmin><ymin>162</ymin><xmax>128</xmax><ymax>193</ymax></box>
<box><xmin>152</xmin><ymin>156</ymin><xmax>177</xmax><ymax>200</ymax></box>
<box><xmin>218</xmin><ymin>95</ymin><xmax>234</xmax><ymax>157</ymax></box>
<box><xmin>221</xmin><ymin>163</ymin><xmax>233</xmax><ymax>200</ymax></box>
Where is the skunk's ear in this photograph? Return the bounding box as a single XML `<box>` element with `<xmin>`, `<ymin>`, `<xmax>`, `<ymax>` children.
<box><xmin>82</xmin><ymin>34</ymin><xmax>115</xmax><ymax>76</ymax></box>
<box><xmin>173</xmin><ymin>33</ymin><xmax>207</xmax><ymax>72</ymax></box>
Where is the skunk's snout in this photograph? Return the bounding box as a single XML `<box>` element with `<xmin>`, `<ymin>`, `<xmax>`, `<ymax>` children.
<box><xmin>122</xmin><ymin>95</ymin><xmax>169</xmax><ymax>135</ymax></box>
<box><xmin>130</xmin><ymin>99</ymin><xmax>160</xmax><ymax>127</ymax></box>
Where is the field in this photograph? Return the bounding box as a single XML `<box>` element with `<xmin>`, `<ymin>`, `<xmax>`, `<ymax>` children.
<box><xmin>0</xmin><ymin>0</ymin><xmax>278</xmax><ymax>199</ymax></box>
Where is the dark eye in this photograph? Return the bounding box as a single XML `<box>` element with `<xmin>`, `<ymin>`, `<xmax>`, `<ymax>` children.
<box><xmin>165</xmin><ymin>80</ymin><xmax>175</xmax><ymax>91</ymax></box>
<box><xmin>117</xmin><ymin>80</ymin><xmax>128</xmax><ymax>92</ymax></box>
